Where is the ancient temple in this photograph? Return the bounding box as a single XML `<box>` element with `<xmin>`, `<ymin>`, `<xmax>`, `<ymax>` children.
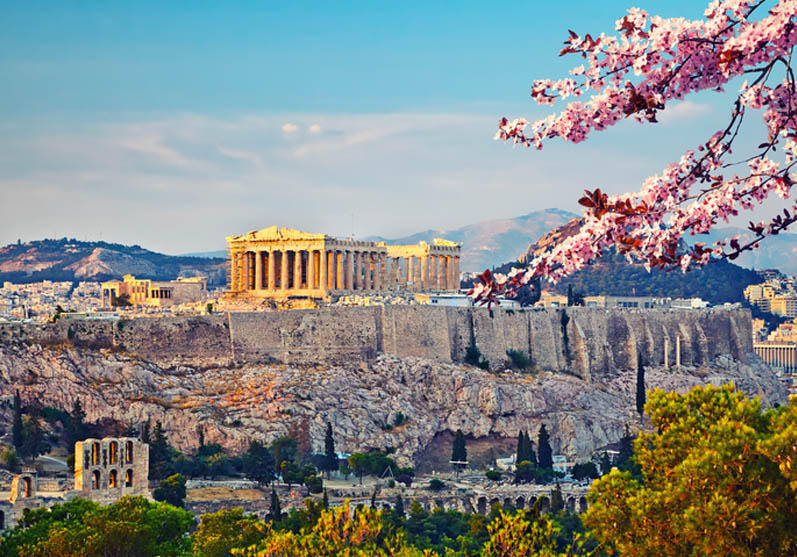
<box><xmin>226</xmin><ymin>226</ymin><xmax>461</xmax><ymax>299</ymax></box>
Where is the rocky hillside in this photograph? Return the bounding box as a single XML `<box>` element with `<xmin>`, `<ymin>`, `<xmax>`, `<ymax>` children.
<box><xmin>0</xmin><ymin>238</ymin><xmax>227</xmax><ymax>285</ymax></box>
<box><xmin>0</xmin><ymin>339</ymin><xmax>785</xmax><ymax>467</ymax></box>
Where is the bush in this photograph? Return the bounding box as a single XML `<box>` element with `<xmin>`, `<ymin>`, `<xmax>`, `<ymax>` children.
<box><xmin>506</xmin><ymin>349</ymin><xmax>531</xmax><ymax>370</ymax></box>
<box><xmin>485</xmin><ymin>469</ymin><xmax>502</xmax><ymax>481</ymax></box>
<box><xmin>428</xmin><ymin>478</ymin><xmax>445</xmax><ymax>492</ymax></box>
<box><xmin>152</xmin><ymin>473</ymin><xmax>187</xmax><ymax>508</ymax></box>
<box><xmin>305</xmin><ymin>474</ymin><xmax>323</xmax><ymax>494</ymax></box>
<box><xmin>396</xmin><ymin>474</ymin><xmax>413</xmax><ymax>487</ymax></box>
<box><xmin>387</xmin><ymin>479</ymin><xmax>396</xmax><ymax>488</ymax></box>
<box><xmin>465</xmin><ymin>344</ymin><xmax>490</xmax><ymax>370</ymax></box>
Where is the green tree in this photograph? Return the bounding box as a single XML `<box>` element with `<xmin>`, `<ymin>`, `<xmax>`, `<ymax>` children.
<box><xmin>267</xmin><ymin>487</ymin><xmax>281</xmax><ymax>522</ymax></box>
<box><xmin>514</xmin><ymin>460</ymin><xmax>535</xmax><ymax>484</ymax></box>
<box><xmin>599</xmin><ymin>452</ymin><xmax>612</xmax><ymax>475</ymax></box>
<box><xmin>270</xmin><ymin>435</ymin><xmax>298</xmax><ymax>469</ymax></box>
<box><xmin>12</xmin><ymin>389</ymin><xmax>23</xmax><ymax>452</ymax></box>
<box><xmin>635</xmin><ymin>352</ymin><xmax>646</xmax><ymax>420</ymax></box>
<box><xmin>280</xmin><ymin>460</ymin><xmax>304</xmax><ymax>487</ymax></box>
<box><xmin>550</xmin><ymin>481</ymin><xmax>564</xmax><ymax>513</ymax></box>
<box><xmin>149</xmin><ymin>421</ymin><xmax>174</xmax><ymax>480</ymax></box>
<box><xmin>243</xmin><ymin>439</ymin><xmax>276</xmax><ymax>486</ymax></box>
<box><xmin>537</xmin><ymin>423</ymin><xmax>553</xmax><ymax>471</ymax></box>
<box><xmin>347</xmin><ymin>453</ymin><xmax>371</xmax><ymax>486</ymax></box>
<box><xmin>322</xmin><ymin>421</ymin><xmax>338</xmax><ymax>478</ymax></box>
<box><xmin>152</xmin><ymin>473</ymin><xmax>187</xmax><ymax>508</ymax></box>
<box><xmin>191</xmin><ymin>508</ymin><xmax>266</xmax><ymax>557</ymax></box>
<box><xmin>585</xmin><ymin>384</ymin><xmax>797</xmax><ymax>556</ymax></box>
<box><xmin>67</xmin><ymin>398</ymin><xmax>87</xmax><ymax>446</ymax></box>
<box><xmin>451</xmin><ymin>429</ymin><xmax>467</xmax><ymax>476</ymax></box>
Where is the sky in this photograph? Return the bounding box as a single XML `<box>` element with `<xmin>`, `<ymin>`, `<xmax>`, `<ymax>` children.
<box><xmin>0</xmin><ymin>0</ymin><xmax>754</xmax><ymax>254</ymax></box>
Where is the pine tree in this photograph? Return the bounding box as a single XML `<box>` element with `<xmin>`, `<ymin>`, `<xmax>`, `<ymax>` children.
<box><xmin>636</xmin><ymin>352</ymin><xmax>646</xmax><ymax>419</ymax></box>
<box><xmin>243</xmin><ymin>440</ymin><xmax>276</xmax><ymax>486</ymax></box>
<box><xmin>322</xmin><ymin>489</ymin><xmax>329</xmax><ymax>509</ymax></box>
<box><xmin>149</xmin><ymin>421</ymin><xmax>173</xmax><ymax>479</ymax></box>
<box><xmin>323</xmin><ymin>421</ymin><xmax>338</xmax><ymax>478</ymax></box>
<box><xmin>394</xmin><ymin>494</ymin><xmax>405</xmax><ymax>519</ymax></box>
<box><xmin>370</xmin><ymin>489</ymin><xmax>377</xmax><ymax>509</ymax></box>
<box><xmin>12</xmin><ymin>390</ymin><xmax>23</xmax><ymax>451</ymax></box>
<box><xmin>141</xmin><ymin>421</ymin><xmax>151</xmax><ymax>444</ymax></box>
<box><xmin>538</xmin><ymin>423</ymin><xmax>553</xmax><ymax>470</ymax></box>
<box><xmin>197</xmin><ymin>426</ymin><xmax>205</xmax><ymax>449</ymax></box>
<box><xmin>268</xmin><ymin>487</ymin><xmax>281</xmax><ymax>522</ymax></box>
<box><xmin>527</xmin><ymin>433</ymin><xmax>538</xmax><ymax>468</ymax></box>
<box><xmin>515</xmin><ymin>431</ymin><xmax>526</xmax><ymax>465</ymax></box>
<box><xmin>600</xmin><ymin>452</ymin><xmax>612</xmax><ymax>475</ymax></box>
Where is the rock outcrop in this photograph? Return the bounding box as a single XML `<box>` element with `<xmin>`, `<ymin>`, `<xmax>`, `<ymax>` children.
<box><xmin>0</xmin><ymin>337</ymin><xmax>786</xmax><ymax>466</ymax></box>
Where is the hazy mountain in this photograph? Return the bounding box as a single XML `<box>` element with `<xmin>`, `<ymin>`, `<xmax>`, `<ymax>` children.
<box><xmin>692</xmin><ymin>227</ymin><xmax>797</xmax><ymax>275</ymax></box>
<box><xmin>0</xmin><ymin>239</ymin><xmax>228</xmax><ymax>286</ymax></box>
<box><xmin>368</xmin><ymin>208</ymin><xmax>579</xmax><ymax>272</ymax></box>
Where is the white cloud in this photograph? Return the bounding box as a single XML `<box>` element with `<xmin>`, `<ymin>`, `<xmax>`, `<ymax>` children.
<box><xmin>281</xmin><ymin>122</ymin><xmax>298</xmax><ymax>133</ymax></box>
<box><xmin>658</xmin><ymin>101</ymin><xmax>711</xmax><ymax>124</ymax></box>
<box><xmin>308</xmin><ymin>123</ymin><xmax>322</xmax><ymax>134</ymax></box>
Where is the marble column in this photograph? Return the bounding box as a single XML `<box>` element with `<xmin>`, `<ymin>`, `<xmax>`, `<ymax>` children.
<box><xmin>319</xmin><ymin>250</ymin><xmax>327</xmax><ymax>292</ymax></box>
<box><xmin>280</xmin><ymin>250</ymin><xmax>288</xmax><ymax>290</ymax></box>
<box><xmin>454</xmin><ymin>256</ymin><xmax>460</xmax><ymax>290</ymax></box>
<box><xmin>230</xmin><ymin>252</ymin><xmax>239</xmax><ymax>291</ymax></box>
<box><xmin>420</xmin><ymin>256</ymin><xmax>428</xmax><ymax>290</ymax></box>
<box><xmin>435</xmin><ymin>256</ymin><xmax>442</xmax><ymax>290</ymax></box>
<box><xmin>255</xmin><ymin>251</ymin><xmax>264</xmax><ymax>290</ymax></box>
<box><xmin>267</xmin><ymin>251</ymin><xmax>275</xmax><ymax>290</ymax></box>
<box><xmin>374</xmin><ymin>253</ymin><xmax>383</xmax><ymax>290</ymax></box>
<box><xmin>335</xmin><ymin>251</ymin><xmax>342</xmax><ymax>289</ymax></box>
<box><xmin>364</xmin><ymin>253</ymin><xmax>372</xmax><ymax>290</ymax></box>
<box><xmin>308</xmin><ymin>250</ymin><xmax>316</xmax><ymax>290</ymax></box>
<box><xmin>345</xmin><ymin>251</ymin><xmax>354</xmax><ymax>290</ymax></box>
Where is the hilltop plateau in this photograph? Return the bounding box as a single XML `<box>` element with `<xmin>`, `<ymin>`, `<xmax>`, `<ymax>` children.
<box><xmin>0</xmin><ymin>238</ymin><xmax>227</xmax><ymax>285</ymax></box>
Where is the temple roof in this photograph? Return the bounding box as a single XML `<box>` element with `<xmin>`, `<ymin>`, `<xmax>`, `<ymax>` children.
<box><xmin>226</xmin><ymin>226</ymin><xmax>329</xmax><ymax>243</ymax></box>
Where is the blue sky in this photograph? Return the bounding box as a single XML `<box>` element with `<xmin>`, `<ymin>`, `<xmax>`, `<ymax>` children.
<box><xmin>0</xmin><ymin>1</ymin><xmax>742</xmax><ymax>254</ymax></box>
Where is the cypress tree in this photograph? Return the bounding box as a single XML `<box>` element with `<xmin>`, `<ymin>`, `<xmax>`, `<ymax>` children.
<box><xmin>636</xmin><ymin>352</ymin><xmax>646</xmax><ymax>419</ymax></box>
<box><xmin>322</xmin><ymin>488</ymin><xmax>329</xmax><ymax>509</ymax></box>
<box><xmin>527</xmin><ymin>433</ymin><xmax>538</xmax><ymax>468</ymax></box>
<box><xmin>451</xmin><ymin>430</ymin><xmax>467</xmax><ymax>462</ymax></box>
<box><xmin>394</xmin><ymin>494</ymin><xmax>405</xmax><ymax>519</ymax></box>
<box><xmin>323</xmin><ymin>421</ymin><xmax>338</xmax><ymax>478</ymax></box>
<box><xmin>515</xmin><ymin>431</ymin><xmax>524</xmax><ymax>465</ymax></box>
<box><xmin>12</xmin><ymin>390</ymin><xmax>24</xmax><ymax>451</ymax></box>
<box><xmin>550</xmin><ymin>481</ymin><xmax>564</xmax><ymax>513</ymax></box>
<box><xmin>538</xmin><ymin>423</ymin><xmax>553</xmax><ymax>470</ymax></box>
<box><xmin>268</xmin><ymin>487</ymin><xmax>281</xmax><ymax>521</ymax></box>
<box><xmin>68</xmin><ymin>398</ymin><xmax>87</xmax><ymax>446</ymax></box>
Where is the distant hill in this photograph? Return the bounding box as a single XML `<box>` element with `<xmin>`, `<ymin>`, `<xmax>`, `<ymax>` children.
<box><xmin>502</xmin><ymin>218</ymin><xmax>761</xmax><ymax>305</ymax></box>
<box><xmin>368</xmin><ymin>208</ymin><xmax>578</xmax><ymax>272</ymax></box>
<box><xmin>692</xmin><ymin>227</ymin><xmax>797</xmax><ymax>275</ymax></box>
<box><xmin>0</xmin><ymin>239</ymin><xmax>227</xmax><ymax>286</ymax></box>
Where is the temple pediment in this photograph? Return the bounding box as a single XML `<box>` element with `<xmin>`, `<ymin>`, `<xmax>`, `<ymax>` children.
<box><xmin>227</xmin><ymin>226</ymin><xmax>328</xmax><ymax>243</ymax></box>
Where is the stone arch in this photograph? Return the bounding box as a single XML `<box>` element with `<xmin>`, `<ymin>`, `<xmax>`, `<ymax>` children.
<box><xmin>579</xmin><ymin>496</ymin><xmax>588</xmax><ymax>513</ymax></box>
<box><xmin>477</xmin><ymin>497</ymin><xmax>487</xmax><ymax>515</ymax></box>
<box><xmin>92</xmin><ymin>470</ymin><xmax>101</xmax><ymax>489</ymax></box>
<box><xmin>125</xmin><ymin>469</ymin><xmax>133</xmax><ymax>487</ymax></box>
<box><xmin>109</xmin><ymin>441</ymin><xmax>118</xmax><ymax>465</ymax></box>
<box><xmin>0</xmin><ymin>510</ymin><xmax>4</xmax><ymax>530</ymax></box>
<box><xmin>434</xmin><ymin>499</ymin><xmax>444</xmax><ymax>510</ymax></box>
<box><xmin>539</xmin><ymin>496</ymin><xmax>550</xmax><ymax>513</ymax></box>
<box><xmin>109</xmin><ymin>469</ymin><xmax>118</xmax><ymax>488</ymax></box>
<box><xmin>92</xmin><ymin>442</ymin><xmax>100</xmax><ymax>466</ymax></box>
<box><xmin>515</xmin><ymin>496</ymin><xmax>525</xmax><ymax>509</ymax></box>
<box><xmin>489</xmin><ymin>498</ymin><xmax>500</xmax><ymax>512</ymax></box>
<box><xmin>125</xmin><ymin>441</ymin><xmax>134</xmax><ymax>464</ymax></box>
<box><xmin>566</xmin><ymin>497</ymin><xmax>575</xmax><ymax>512</ymax></box>
<box><xmin>22</xmin><ymin>477</ymin><xmax>31</xmax><ymax>498</ymax></box>
<box><xmin>503</xmin><ymin>497</ymin><xmax>513</xmax><ymax>510</ymax></box>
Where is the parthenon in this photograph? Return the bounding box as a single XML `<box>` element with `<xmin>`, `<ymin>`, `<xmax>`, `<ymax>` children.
<box><xmin>226</xmin><ymin>227</ymin><xmax>461</xmax><ymax>299</ymax></box>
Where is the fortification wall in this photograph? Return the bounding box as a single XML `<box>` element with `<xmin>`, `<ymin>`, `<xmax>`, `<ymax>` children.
<box><xmin>0</xmin><ymin>306</ymin><xmax>752</xmax><ymax>377</ymax></box>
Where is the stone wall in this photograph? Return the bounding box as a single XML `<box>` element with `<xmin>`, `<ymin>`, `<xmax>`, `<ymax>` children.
<box><xmin>0</xmin><ymin>306</ymin><xmax>752</xmax><ymax>377</ymax></box>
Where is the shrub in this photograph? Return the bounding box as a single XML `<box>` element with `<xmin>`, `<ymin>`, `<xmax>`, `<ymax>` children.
<box><xmin>485</xmin><ymin>469</ymin><xmax>502</xmax><ymax>481</ymax></box>
<box><xmin>506</xmin><ymin>349</ymin><xmax>531</xmax><ymax>370</ymax></box>
<box><xmin>428</xmin><ymin>478</ymin><xmax>445</xmax><ymax>492</ymax></box>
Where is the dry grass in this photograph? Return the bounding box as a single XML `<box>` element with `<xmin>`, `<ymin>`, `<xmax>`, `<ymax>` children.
<box><xmin>186</xmin><ymin>486</ymin><xmax>267</xmax><ymax>502</ymax></box>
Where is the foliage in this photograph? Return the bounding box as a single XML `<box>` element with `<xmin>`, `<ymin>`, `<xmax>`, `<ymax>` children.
<box><xmin>268</xmin><ymin>488</ymin><xmax>281</xmax><ymax>522</ymax></box>
<box><xmin>1</xmin><ymin>446</ymin><xmax>21</xmax><ymax>473</ymax></box>
<box><xmin>566</xmin><ymin>284</ymin><xmax>584</xmax><ymax>306</ymax></box>
<box><xmin>270</xmin><ymin>435</ymin><xmax>298</xmax><ymax>469</ymax></box>
<box><xmin>152</xmin><ymin>473</ymin><xmax>187</xmax><ymax>508</ymax></box>
<box><xmin>516</xmin><ymin>430</ymin><xmax>536</xmax><ymax>468</ymax></box>
<box><xmin>464</xmin><ymin>344</ymin><xmax>490</xmax><ymax>370</ymax></box>
<box><xmin>585</xmin><ymin>384</ymin><xmax>797</xmax><ymax>556</ymax></box>
<box><xmin>2</xmin><ymin>496</ymin><xmax>194</xmax><ymax>557</ymax></box>
<box><xmin>550</xmin><ymin>482</ymin><xmax>565</xmax><ymax>513</ymax></box>
<box><xmin>635</xmin><ymin>353</ymin><xmax>645</xmax><ymax>419</ymax></box>
<box><xmin>12</xmin><ymin>390</ymin><xmax>23</xmax><ymax>452</ymax></box>
<box><xmin>428</xmin><ymin>478</ymin><xmax>445</xmax><ymax>492</ymax></box>
<box><xmin>476</xmin><ymin>0</ymin><xmax>797</xmax><ymax>307</ymax></box>
<box><xmin>451</xmin><ymin>429</ymin><xmax>467</xmax><ymax>463</ymax></box>
<box><xmin>515</xmin><ymin>460</ymin><xmax>536</xmax><ymax>484</ymax></box>
<box><xmin>322</xmin><ymin>421</ymin><xmax>338</xmax><ymax>477</ymax></box>
<box><xmin>537</xmin><ymin>423</ymin><xmax>553</xmax><ymax>470</ymax></box>
<box><xmin>485</xmin><ymin>469</ymin><xmax>502</xmax><ymax>481</ymax></box>
<box><xmin>506</xmin><ymin>349</ymin><xmax>532</xmax><ymax>370</ymax></box>
<box><xmin>560</xmin><ymin>310</ymin><xmax>571</xmax><ymax>363</ymax></box>
<box><xmin>67</xmin><ymin>398</ymin><xmax>88</xmax><ymax>447</ymax></box>
<box><xmin>572</xmin><ymin>462</ymin><xmax>600</xmax><ymax>481</ymax></box>
<box><xmin>243</xmin><ymin>440</ymin><xmax>276</xmax><ymax>486</ymax></box>
<box><xmin>192</xmin><ymin>508</ymin><xmax>267</xmax><ymax>557</ymax></box>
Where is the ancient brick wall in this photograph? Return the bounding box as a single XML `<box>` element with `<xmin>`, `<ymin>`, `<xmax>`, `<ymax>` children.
<box><xmin>0</xmin><ymin>306</ymin><xmax>752</xmax><ymax>376</ymax></box>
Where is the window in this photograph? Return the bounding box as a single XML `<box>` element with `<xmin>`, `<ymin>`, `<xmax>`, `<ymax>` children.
<box><xmin>109</xmin><ymin>469</ymin><xmax>117</xmax><ymax>488</ymax></box>
<box><xmin>125</xmin><ymin>469</ymin><xmax>133</xmax><ymax>487</ymax></box>
<box><xmin>92</xmin><ymin>442</ymin><xmax>100</xmax><ymax>466</ymax></box>
<box><xmin>22</xmin><ymin>477</ymin><xmax>31</xmax><ymax>497</ymax></box>
<box><xmin>109</xmin><ymin>441</ymin><xmax>118</xmax><ymax>465</ymax></box>
<box><xmin>92</xmin><ymin>470</ymin><xmax>101</xmax><ymax>489</ymax></box>
<box><xmin>125</xmin><ymin>441</ymin><xmax>134</xmax><ymax>463</ymax></box>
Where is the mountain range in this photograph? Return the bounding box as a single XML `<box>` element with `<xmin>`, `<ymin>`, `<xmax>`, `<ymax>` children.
<box><xmin>0</xmin><ymin>239</ymin><xmax>227</xmax><ymax>286</ymax></box>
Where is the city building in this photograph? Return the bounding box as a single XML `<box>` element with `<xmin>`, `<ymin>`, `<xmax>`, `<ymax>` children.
<box><xmin>100</xmin><ymin>275</ymin><xmax>207</xmax><ymax>308</ymax></box>
<box><xmin>226</xmin><ymin>226</ymin><xmax>461</xmax><ymax>300</ymax></box>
